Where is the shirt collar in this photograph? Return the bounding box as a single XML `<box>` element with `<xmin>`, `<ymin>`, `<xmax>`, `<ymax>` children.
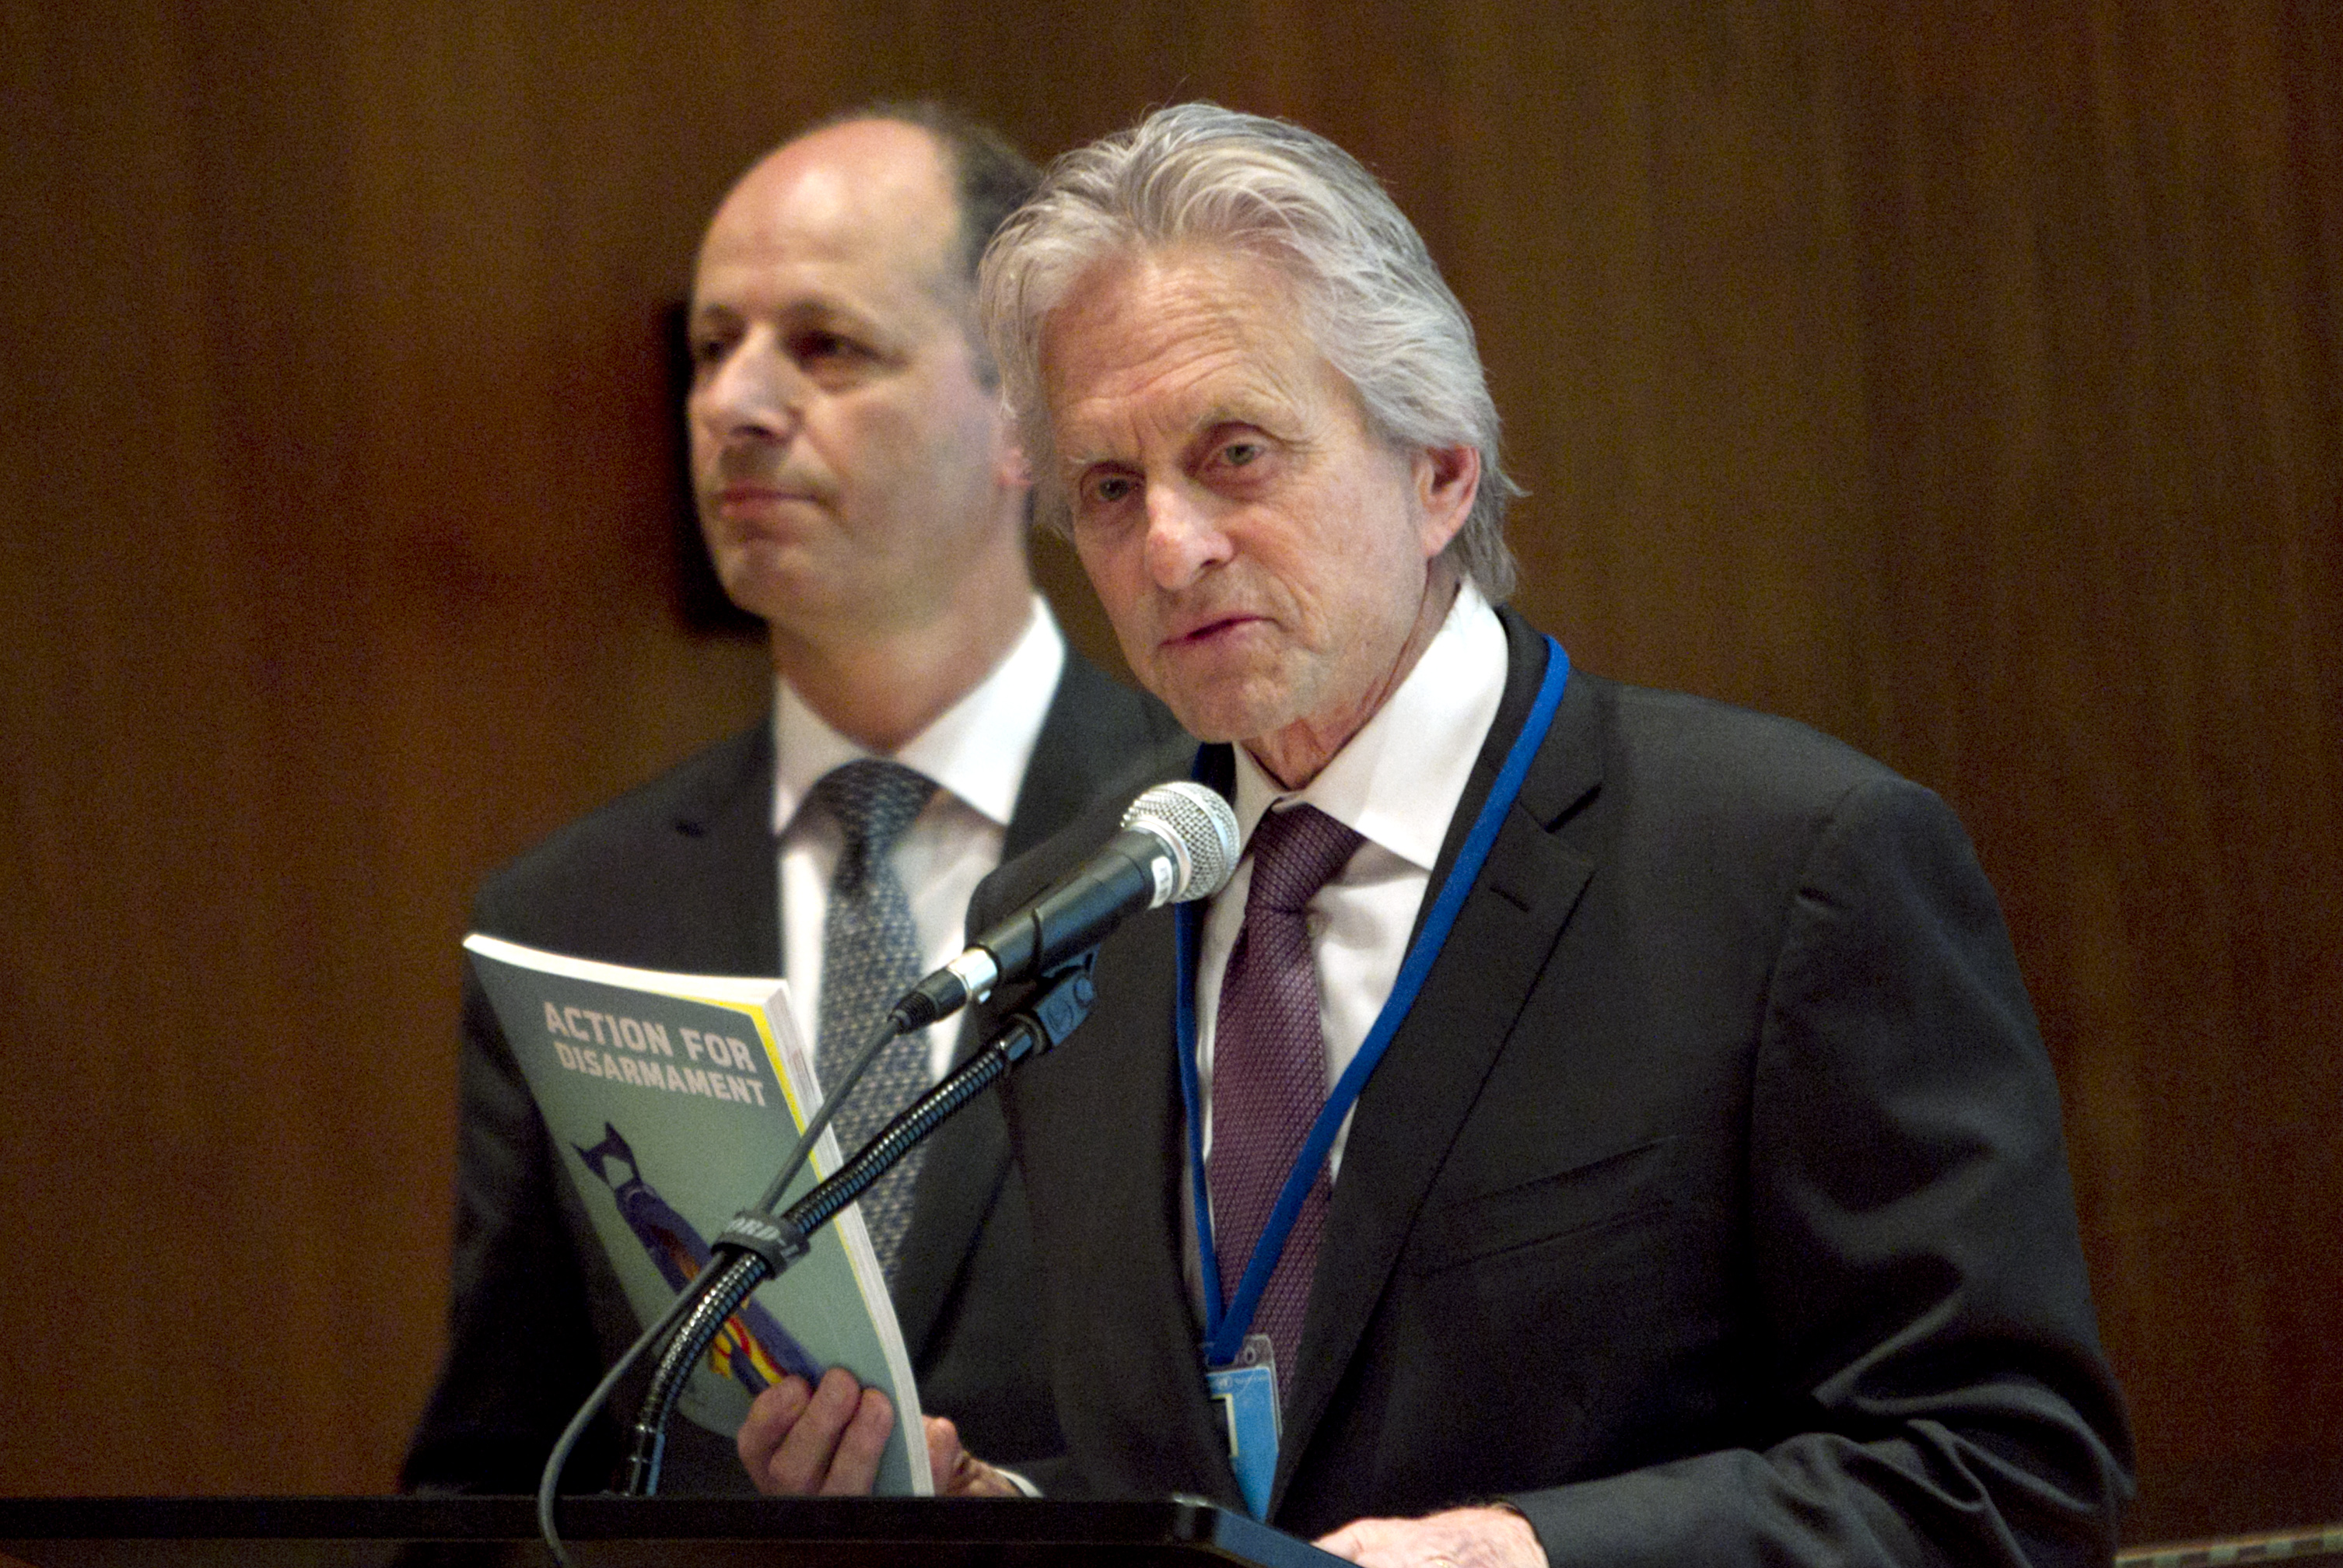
<box><xmin>772</xmin><ymin>596</ymin><xmax>1067</xmax><ymax>834</ymax></box>
<box><xmin>1231</xmin><ymin>579</ymin><xmax>1508</xmax><ymax>871</ymax></box>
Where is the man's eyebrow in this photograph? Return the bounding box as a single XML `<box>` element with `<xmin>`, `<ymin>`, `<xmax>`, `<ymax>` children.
<box><xmin>1055</xmin><ymin>442</ymin><xmax>1124</xmax><ymax>474</ymax></box>
<box><xmin>691</xmin><ymin>291</ymin><xmax>887</xmax><ymax>331</ymax></box>
<box><xmin>1178</xmin><ymin>386</ymin><xmax>1305</xmax><ymax>439</ymax></box>
<box><xmin>1056</xmin><ymin>396</ymin><xmax>1294</xmax><ymax>467</ymax></box>
<box><xmin>1189</xmin><ymin>394</ymin><xmax>1303</xmax><ymax>446</ymax></box>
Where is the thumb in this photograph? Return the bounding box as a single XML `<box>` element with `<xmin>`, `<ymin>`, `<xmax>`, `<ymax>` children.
<box><xmin>1312</xmin><ymin>1520</ymin><xmax>1375</xmax><ymax>1563</ymax></box>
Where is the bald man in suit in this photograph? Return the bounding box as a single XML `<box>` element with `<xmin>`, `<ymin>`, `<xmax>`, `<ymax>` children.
<box><xmin>405</xmin><ymin>105</ymin><xmax>1186</xmax><ymax>1492</ymax></box>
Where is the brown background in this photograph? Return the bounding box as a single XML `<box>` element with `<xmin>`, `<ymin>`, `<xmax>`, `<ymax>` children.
<box><xmin>2</xmin><ymin>0</ymin><xmax>2336</xmax><ymax>1545</ymax></box>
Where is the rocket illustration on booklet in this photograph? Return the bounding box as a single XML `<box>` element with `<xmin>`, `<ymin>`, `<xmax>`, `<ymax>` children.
<box><xmin>573</xmin><ymin>1122</ymin><xmax>821</xmax><ymax>1391</ymax></box>
<box><xmin>464</xmin><ymin>930</ymin><xmax>933</xmax><ymax>1494</ymax></box>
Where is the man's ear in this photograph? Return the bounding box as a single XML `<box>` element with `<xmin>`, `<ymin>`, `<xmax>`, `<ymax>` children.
<box><xmin>993</xmin><ymin>398</ymin><xmax>1035</xmax><ymax>495</ymax></box>
<box><xmin>999</xmin><ymin>439</ymin><xmax>1033</xmax><ymax>494</ymax></box>
<box><xmin>1413</xmin><ymin>443</ymin><xmax>1480</xmax><ymax>558</ymax></box>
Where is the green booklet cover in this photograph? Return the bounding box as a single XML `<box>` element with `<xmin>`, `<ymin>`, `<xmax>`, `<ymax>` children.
<box><xmin>464</xmin><ymin>932</ymin><xmax>931</xmax><ymax>1495</ymax></box>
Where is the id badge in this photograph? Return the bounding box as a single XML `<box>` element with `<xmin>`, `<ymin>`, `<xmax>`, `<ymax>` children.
<box><xmin>1203</xmin><ymin>1332</ymin><xmax>1280</xmax><ymax>1518</ymax></box>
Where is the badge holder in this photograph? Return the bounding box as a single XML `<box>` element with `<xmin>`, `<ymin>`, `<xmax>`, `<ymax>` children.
<box><xmin>1205</xmin><ymin>1332</ymin><xmax>1280</xmax><ymax>1519</ymax></box>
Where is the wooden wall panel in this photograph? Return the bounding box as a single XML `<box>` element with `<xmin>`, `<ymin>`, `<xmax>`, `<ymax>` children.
<box><xmin>1433</xmin><ymin>0</ymin><xmax>1889</xmax><ymax>735</ymax></box>
<box><xmin>0</xmin><ymin>0</ymin><xmax>2334</xmax><ymax>1542</ymax></box>
<box><xmin>1821</xmin><ymin>0</ymin><xmax>2343</xmax><ymax>1531</ymax></box>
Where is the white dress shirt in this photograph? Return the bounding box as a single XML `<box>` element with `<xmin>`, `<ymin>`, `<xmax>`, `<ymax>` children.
<box><xmin>771</xmin><ymin>597</ymin><xmax>1067</xmax><ymax>1081</ymax></box>
<box><xmin>1194</xmin><ymin>580</ymin><xmax>1509</xmax><ymax>1199</ymax></box>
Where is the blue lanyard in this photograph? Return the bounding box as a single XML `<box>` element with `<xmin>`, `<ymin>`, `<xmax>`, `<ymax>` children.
<box><xmin>1179</xmin><ymin>635</ymin><xmax>1570</xmax><ymax>1363</ymax></box>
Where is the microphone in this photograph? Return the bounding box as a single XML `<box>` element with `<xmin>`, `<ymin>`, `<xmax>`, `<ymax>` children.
<box><xmin>895</xmin><ymin>781</ymin><xmax>1240</xmax><ymax>1028</ymax></box>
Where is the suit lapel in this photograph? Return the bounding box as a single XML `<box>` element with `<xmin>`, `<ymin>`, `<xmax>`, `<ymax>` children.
<box><xmin>1271</xmin><ymin>615</ymin><xmax>1604</xmax><ymax>1513</ymax></box>
<box><xmin>1055</xmin><ymin>908</ymin><xmax>1245</xmax><ymax>1505</ymax></box>
<box><xmin>890</xmin><ymin>1078</ymin><xmax>1010</xmax><ymax>1361</ymax></box>
<box><xmin>999</xmin><ymin>650</ymin><xmax>1191</xmax><ymax>862</ymax></box>
<box><xmin>666</xmin><ymin>722</ymin><xmax>782</xmax><ymax>977</ymax></box>
<box><xmin>895</xmin><ymin>653</ymin><xmax>1185</xmax><ymax>1364</ymax></box>
<box><xmin>1004</xmin><ymin>654</ymin><xmax>1126</xmax><ymax>859</ymax></box>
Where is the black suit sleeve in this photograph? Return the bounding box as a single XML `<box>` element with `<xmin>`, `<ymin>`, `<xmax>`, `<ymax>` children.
<box><xmin>1508</xmin><ymin>778</ymin><xmax>2131</xmax><ymax>1566</ymax></box>
<box><xmin>401</xmin><ymin>959</ymin><xmax>616</xmax><ymax>1493</ymax></box>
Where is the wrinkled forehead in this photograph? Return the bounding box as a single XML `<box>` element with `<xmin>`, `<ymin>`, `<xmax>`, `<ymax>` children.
<box><xmin>1038</xmin><ymin>244</ymin><xmax>1360</xmax><ymax>440</ymax></box>
<box><xmin>1040</xmin><ymin>246</ymin><xmax>1301</xmax><ymax>382</ymax></box>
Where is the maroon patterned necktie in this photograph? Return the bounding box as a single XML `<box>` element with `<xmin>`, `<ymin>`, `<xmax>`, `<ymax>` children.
<box><xmin>1207</xmin><ymin>803</ymin><xmax>1363</xmax><ymax>1394</ymax></box>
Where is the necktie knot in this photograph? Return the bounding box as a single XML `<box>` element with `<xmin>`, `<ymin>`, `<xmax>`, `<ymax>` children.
<box><xmin>1245</xmin><ymin>804</ymin><xmax>1363</xmax><ymax>915</ymax></box>
<box><xmin>813</xmin><ymin>759</ymin><xmax>937</xmax><ymax>882</ymax></box>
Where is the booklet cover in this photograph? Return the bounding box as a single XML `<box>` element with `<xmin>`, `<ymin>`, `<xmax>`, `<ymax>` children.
<box><xmin>464</xmin><ymin>932</ymin><xmax>932</xmax><ymax>1495</ymax></box>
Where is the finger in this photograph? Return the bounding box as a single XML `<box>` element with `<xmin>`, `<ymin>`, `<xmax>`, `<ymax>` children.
<box><xmin>1312</xmin><ymin>1519</ymin><xmax>1410</xmax><ymax>1567</ymax></box>
<box><xmin>1313</xmin><ymin>1510</ymin><xmax>1543</xmax><ymax>1568</ymax></box>
<box><xmin>735</xmin><ymin>1376</ymin><xmax>814</xmax><ymax>1492</ymax></box>
<box><xmin>923</xmin><ymin>1416</ymin><xmax>965</xmax><ymax>1492</ymax></box>
<box><xmin>764</xmin><ymin>1367</ymin><xmax>864</xmax><ymax>1493</ymax></box>
<box><xmin>922</xmin><ymin>1416</ymin><xmax>1014</xmax><ymax>1497</ymax></box>
<box><xmin>816</xmin><ymin>1385</ymin><xmax>897</xmax><ymax>1496</ymax></box>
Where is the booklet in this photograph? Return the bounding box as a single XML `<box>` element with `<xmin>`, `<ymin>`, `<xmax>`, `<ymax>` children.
<box><xmin>464</xmin><ymin>932</ymin><xmax>932</xmax><ymax>1495</ymax></box>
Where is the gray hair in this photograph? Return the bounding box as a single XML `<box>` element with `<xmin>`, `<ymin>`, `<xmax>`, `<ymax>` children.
<box><xmin>977</xmin><ymin>103</ymin><xmax>1518</xmax><ymax>601</ymax></box>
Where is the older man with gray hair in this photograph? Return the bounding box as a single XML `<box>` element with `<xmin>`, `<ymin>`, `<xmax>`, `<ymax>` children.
<box><xmin>738</xmin><ymin>103</ymin><xmax>2131</xmax><ymax>1568</ymax></box>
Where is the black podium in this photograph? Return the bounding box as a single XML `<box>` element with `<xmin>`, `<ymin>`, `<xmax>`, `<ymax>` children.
<box><xmin>0</xmin><ymin>1495</ymin><xmax>1343</xmax><ymax>1567</ymax></box>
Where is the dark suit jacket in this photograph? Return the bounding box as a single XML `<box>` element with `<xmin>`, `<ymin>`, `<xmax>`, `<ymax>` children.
<box><xmin>979</xmin><ymin>611</ymin><xmax>2133</xmax><ymax>1565</ymax></box>
<box><xmin>403</xmin><ymin>649</ymin><xmax>1189</xmax><ymax>1493</ymax></box>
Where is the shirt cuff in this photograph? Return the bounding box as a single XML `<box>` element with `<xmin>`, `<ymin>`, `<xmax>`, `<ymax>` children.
<box><xmin>989</xmin><ymin>1464</ymin><xmax>1043</xmax><ymax>1498</ymax></box>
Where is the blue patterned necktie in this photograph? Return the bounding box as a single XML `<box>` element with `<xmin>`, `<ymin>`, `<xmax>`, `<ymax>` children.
<box><xmin>1208</xmin><ymin>803</ymin><xmax>1364</xmax><ymax>1397</ymax></box>
<box><xmin>812</xmin><ymin>758</ymin><xmax>938</xmax><ymax>1286</ymax></box>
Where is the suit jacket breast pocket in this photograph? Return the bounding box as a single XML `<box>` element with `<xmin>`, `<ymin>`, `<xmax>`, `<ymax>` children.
<box><xmin>1404</xmin><ymin>1135</ymin><xmax>1681</xmax><ymax>1277</ymax></box>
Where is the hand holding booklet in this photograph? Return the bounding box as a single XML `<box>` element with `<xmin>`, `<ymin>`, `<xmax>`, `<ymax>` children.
<box><xmin>464</xmin><ymin>932</ymin><xmax>933</xmax><ymax>1495</ymax></box>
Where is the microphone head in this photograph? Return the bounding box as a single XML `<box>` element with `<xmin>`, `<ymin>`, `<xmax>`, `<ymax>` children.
<box><xmin>1121</xmin><ymin>781</ymin><xmax>1241</xmax><ymax>902</ymax></box>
